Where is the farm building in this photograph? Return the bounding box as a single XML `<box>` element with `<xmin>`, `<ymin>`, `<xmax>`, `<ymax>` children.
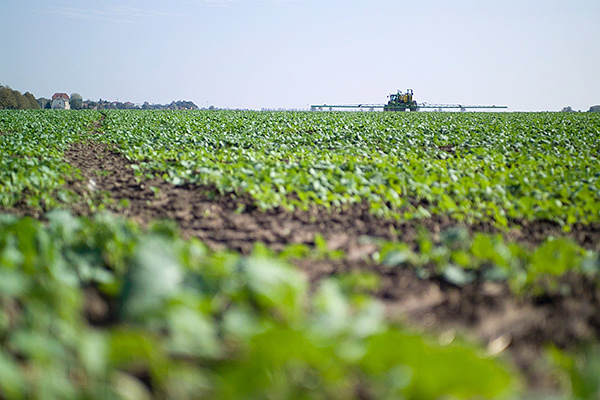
<box><xmin>51</xmin><ymin>93</ymin><xmax>70</xmax><ymax>109</ymax></box>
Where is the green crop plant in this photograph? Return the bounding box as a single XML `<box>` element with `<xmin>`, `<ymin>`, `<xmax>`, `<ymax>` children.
<box><xmin>92</xmin><ymin>110</ymin><xmax>600</xmax><ymax>228</ymax></box>
<box><xmin>0</xmin><ymin>110</ymin><xmax>101</xmax><ymax>209</ymax></box>
<box><xmin>0</xmin><ymin>211</ymin><xmax>517</xmax><ymax>399</ymax></box>
<box><xmin>2</xmin><ymin>110</ymin><xmax>599</xmax><ymax>227</ymax></box>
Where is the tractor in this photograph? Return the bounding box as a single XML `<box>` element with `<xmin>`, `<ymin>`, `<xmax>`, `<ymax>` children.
<box><xmin>383</xmin><ymin>89</ymin><xmax>419</xmax><ymax>112</ymax></box>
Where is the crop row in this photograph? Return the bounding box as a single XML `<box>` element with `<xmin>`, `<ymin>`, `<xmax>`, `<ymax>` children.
<box><xmin>0</xmin><ymin>110</ymin><xmax>101</xmax><ymax>209</ymax></box>
<box><xmin>98</xmin><ymin>110</ymin><xmax>600</xmax><ymax>227</ymax></box>
<box><xmin>2</xmin><ymin>110</ymin><xmax>599</xmax><ymax>227</ymax></box>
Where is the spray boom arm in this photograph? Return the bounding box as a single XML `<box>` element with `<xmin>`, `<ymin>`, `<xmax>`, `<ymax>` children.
<box><xmin>311</xmin><ymin>89</ymin><xmax>508</xmax><ymax>112</ymax></box>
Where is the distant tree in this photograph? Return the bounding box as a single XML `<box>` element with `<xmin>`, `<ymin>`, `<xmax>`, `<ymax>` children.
<box><xmin>588</xmin><ymin>105</ymin><xmax>600</xmax><ymax>113</ymax></box>
<box><xmin>0</xmin><ymin>86</ymin><xmax>16</xmax><ymax>109</ymax></box>
<box><xmin>84</xmin><ymin>100</ymin><xmax>98</xmax><ymax>110</ymax></box>
<box><xmin>0</xmin><ymin>86</ymin><xmax>42</xmax><ymax>109</ymax></box>
<box><xmin>16</xmin><ymin>93</ymin><xmax>30</xmax><ymax>109</ymax></box>
<box><xmin>173</xmin><ymin>100</ymin><xmax>199</xmax><ymax>110</ymax></box>
<box><xmin>24</xmin><ymin>92</ymin><xmax>40</xmax><ymax>109</ymax></box>
<box><xmin>70</xmin><ymin>93</ymin><xmax>83</xmax><ymax>110</ymax></box>
<box><xmin>561</xmin><ymin>106</ymin><xmax>574</xmax><ymax>112</ymax></box>
<box><xmin>37</xmin><ymin>97</ymin><xmax>49</xmax><ymax>109</ymax></box>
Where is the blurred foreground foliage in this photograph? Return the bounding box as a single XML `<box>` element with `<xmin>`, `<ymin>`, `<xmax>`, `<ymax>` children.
<box><xmin>0</xmin><ymin>211</ymin><xmax>517</xmax><ymax>399</ymax></box>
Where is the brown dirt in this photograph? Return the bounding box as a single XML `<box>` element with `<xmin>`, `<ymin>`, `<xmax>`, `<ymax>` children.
<box><xmin>438</xmin><ymin>144</ymin><xmax>455</xmax><ymax>154</ymax></box>
<box><xmin>2</xmin><ymin>132</ymin><xmax>600</xmax><ymax>389</ymax></box>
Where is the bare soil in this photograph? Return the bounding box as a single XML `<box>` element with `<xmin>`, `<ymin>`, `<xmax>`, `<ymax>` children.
<box><xmin>2</xmin><ymin>132</ymin><xmax>600</xmax><ymax>389</ymax></box>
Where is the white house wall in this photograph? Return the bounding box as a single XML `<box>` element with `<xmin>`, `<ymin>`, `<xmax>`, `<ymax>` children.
<box><xmin>51</xmin><ymin>99</ymin><xmax>71</xmax><ymax>109</ymax></box>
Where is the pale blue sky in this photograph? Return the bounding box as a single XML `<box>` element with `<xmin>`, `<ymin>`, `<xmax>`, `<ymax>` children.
<box><xmin>1</xmin><ymin>0</ymin><xmax>598</xmax><ymax>110</ymax></box>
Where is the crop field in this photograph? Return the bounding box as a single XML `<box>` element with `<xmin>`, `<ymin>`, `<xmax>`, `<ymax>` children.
<box><xmin>1</xmin><ymin>109</ymin><xmax>600</xmax><ymax>399</ymax></box>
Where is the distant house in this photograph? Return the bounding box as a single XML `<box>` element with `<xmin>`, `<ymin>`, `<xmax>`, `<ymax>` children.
<box><xmin>51</xmin><ymin>93</ymin><xmax>70</xmax><ymax>109</ymax></box>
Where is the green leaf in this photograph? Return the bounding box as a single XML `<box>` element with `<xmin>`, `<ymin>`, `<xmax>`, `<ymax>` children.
<box><xmin>238</xmin><ymin>256</ymin><xmax>307</xmax><ymax>321</ymax></box>
<box><xmin>168</xmin><ymin>302</ymin><xmax>221</xmax><ymax>358</ymax></box>
<box><xmin>361</xmin><ymin>330</ymin><xmax>515</xmax><ymax>399</ymax></box>
<box><xmin>442</xmin><ymin>264</ymin><xmax>476</xmax><ymax>287</ymax></box>
<box><xmin>529</xmin><ymin>238</ymin><xmax>582</xmax><ymax>279</ymax></box>
<box><xmin>120</xmin><ymin>236</ymin><xmax>183</xmax><ymax>321</ymax></box>
<box><xmin>0</xmin><ymin>350</ymin><xmax>26</xmax><ymax>400</ymax></box>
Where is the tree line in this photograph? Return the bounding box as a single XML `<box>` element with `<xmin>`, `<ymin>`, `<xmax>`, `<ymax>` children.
<box><xmin>0</xmin><ymin>85</ymin><xmax>40</xmax><ymax>109</ymax></box>
<box><xmin>83</xmin><ymin>99</ymin><xmax>198</xmax><ymax>110</ymax></box>
<box><xmin>0</xmin><ymin>85</ymin><xmax>199</xmax><ymax>111</ymax></box>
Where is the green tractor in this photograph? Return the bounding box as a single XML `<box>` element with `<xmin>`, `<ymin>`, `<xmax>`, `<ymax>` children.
<box><xmin>383</xmin><ymin>89</ymin><xmax>419</xmax><ymax>112</ymax></box>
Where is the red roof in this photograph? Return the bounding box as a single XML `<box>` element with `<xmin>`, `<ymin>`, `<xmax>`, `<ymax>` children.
<box><xmin>52</xmin><ymin>93</ymin><xmax>69</xmax><ymax>101</ymax></box>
